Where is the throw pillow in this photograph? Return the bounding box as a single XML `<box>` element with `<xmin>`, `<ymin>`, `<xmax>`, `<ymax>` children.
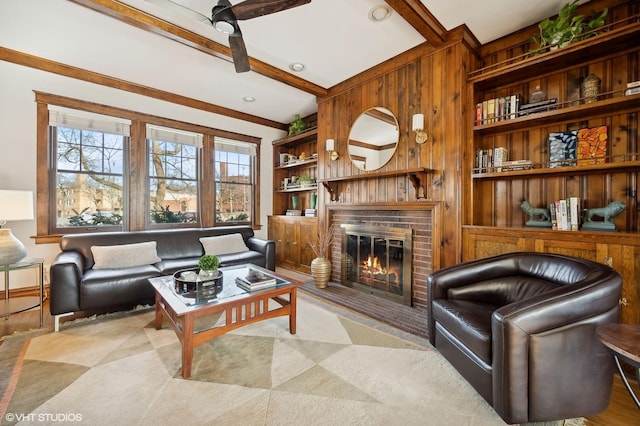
<box><xmin>91</xmin><ymin>241</ymin><xmax>161</xmax><ymax>269</ymax></box>
<box><xmin>200</xmin><ymin>233</ymin><xmax>249</xmax><ymax>256</ymax></box>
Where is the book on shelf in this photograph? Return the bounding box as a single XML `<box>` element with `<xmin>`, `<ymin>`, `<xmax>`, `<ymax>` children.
<box><xmin>518</xmin><ymin>98</ymin><xmax>558</xmax><ymax>116</ymax></box>
<box><xmin>549</xmin><ymin>198</ymin><xmax>580</xmax><ymax>231</ymax></box>
<box><xmin>304</xmin><ymin>208</ymin><xmax>317</xmax><ymax>217</ymax></box>
<box><xmin>627</xmin><ymin>80</ymin><xmax>640</xmax><ymax>89</ymax></box>
<box><xmin>624</xmin><ymin>86</ymin><xmax>640</xmax><ymax>96</ymax></box>
<box><xmin>501</xmin><ymin>159</ymin><xmax>532</xmax><ymax>171</ymax></box>
<box><xmin>548</xmin><ymin>131</ymin><xmax>577</xmax><ymax>168</ymax></box>
<box><xmin>475</xmin><ymin>94</ymin><xmax>520</xmax><ymax>125</ymax></box>
<box><xmin>577</xmin><ymin>126</ymin><xmax>607</xmax><ymax>165</ymax></box>
<box><xmin>286</xmin><ymin>209</ymin><xmax>302</xmax><ymax>216</ymax></box>
<box><xmin>235</xmin><ymin>267</ymin><xmax>277</xmax><ymax>291</ymax></box>
<box><xmin>493</xmin><ymin>147</ymin><xmax>508</xmax><ymax>172</ymax></box>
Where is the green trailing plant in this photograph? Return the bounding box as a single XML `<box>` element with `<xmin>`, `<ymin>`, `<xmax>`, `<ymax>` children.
<box><xmin>288</xmin><ymin>114</ymin><xmax>307</xmax><ymax>136</ymax></box>
<box><xmin>198</xmin><ymin>254</ymin><xmax>220</xmax><ymax>271</ymax></box>
<box><xmin>533</xmin><ymin>0</ymin><xmax>607</xmax><ymax>51</ymax></box>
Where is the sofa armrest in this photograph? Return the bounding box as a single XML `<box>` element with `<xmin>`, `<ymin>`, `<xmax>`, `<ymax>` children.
<box><xmin>49</xmin><ymin>251</ymin><xmax>84</xmax><ymax>315</ymax></box>
<box><xmin>246</xmin><ymin>236</ymin><xmax>276</xmax><ymax>271</ymax></box>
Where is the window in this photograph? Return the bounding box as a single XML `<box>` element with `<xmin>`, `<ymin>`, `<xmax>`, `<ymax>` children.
<box><xmin>147</xmin><ymin>125</ymin><xmax>202</xmax><ymax>225</ymax></box>
<box><xmin>214</xmin><ymin>137</ymin><xmax>255</xmax><ymax>224</ymax></box>
<box><xmin>49</xmin><ymin>108</ymin><xmax>129</xmax><ymax>233</ymax></box>
<box><xmin>37</xmin><ymin>93</ymin><xmax>262</xmax><ymax>239</ymax></box>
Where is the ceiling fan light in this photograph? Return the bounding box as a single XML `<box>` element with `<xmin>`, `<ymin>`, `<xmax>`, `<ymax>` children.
<box><xmin>214</xmin><ymin>20</ymin><xmax>235</xmax><ymax>34</ymax></box>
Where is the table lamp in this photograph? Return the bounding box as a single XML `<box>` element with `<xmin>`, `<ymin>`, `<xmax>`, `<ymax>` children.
<box><xmin>0</xmin><ymin>190</ymin><xmax>34</xmax><ymax>266</ymax></box>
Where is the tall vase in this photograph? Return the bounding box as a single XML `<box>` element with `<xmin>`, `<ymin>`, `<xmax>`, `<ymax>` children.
<box><xmin>311</xmin><ymin>257</ymin><xmax>331</xmax><ymax>289</ymax></box>
<box><xmin>292</xmin><ymin>195</ymin><xmax>299</xmax><ymax>210</ymax></box>
<box><xmin>310</xmin><ymin>193</ymin><xmax>317</xmax><ymax>209</ymax></box>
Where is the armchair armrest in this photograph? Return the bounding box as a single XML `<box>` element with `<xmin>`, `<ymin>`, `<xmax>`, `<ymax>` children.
<box><xmin>49</xmin><ymin>251</ymin><xmax>84</xmax><ymax>315</ymax></box>
<box><xmin>491</xmin><ymin>269</ymin><xmax>622</xmax><ymax>422</ymax></box>
<box><xmin>246</xmin><ymin>236</ymin><xmax>276</xmax><ymax>271</ymax></box>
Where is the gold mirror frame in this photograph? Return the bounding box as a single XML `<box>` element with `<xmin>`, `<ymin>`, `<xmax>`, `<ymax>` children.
<box><xmin>347</xmin><ymin>107</ymin><xmax>399</xmax><ymax>171</ymax></box>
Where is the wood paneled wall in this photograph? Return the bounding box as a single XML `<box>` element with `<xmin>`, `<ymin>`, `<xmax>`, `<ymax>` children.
<box><xmin>316</xmin><ymin>32</ymin><xmax>479</xmax><ymax>268</ymax></box>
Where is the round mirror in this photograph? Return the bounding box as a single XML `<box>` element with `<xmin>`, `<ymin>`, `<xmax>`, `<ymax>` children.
<box><xmin>348</xmin><ymin>107</ymin><xmax>399</xmax><ymax>171</ymax></box>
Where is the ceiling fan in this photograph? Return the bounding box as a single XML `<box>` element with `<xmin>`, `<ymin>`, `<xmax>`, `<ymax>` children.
<box><xmin>147</xmin><ymin>0</ymin><xmax>312</xmax><ymax>73</ymax></box>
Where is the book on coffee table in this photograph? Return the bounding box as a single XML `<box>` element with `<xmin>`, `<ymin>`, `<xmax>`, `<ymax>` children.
<box><xmin>235</xmin><ymin>267</ymin><xmax>277</xmax><ymax>291</ymax></box>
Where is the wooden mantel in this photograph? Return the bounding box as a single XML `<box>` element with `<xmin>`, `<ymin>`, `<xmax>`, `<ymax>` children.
<box><xmin>319</xmin><ymin>167</ymin><xmax>434</xmax><ymax>201</ymax></box>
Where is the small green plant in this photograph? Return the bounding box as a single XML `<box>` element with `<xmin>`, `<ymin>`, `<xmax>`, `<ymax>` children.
<box><xmin>297</xmin><ymin>175</ymin><xmax>315</xmax><ymax>185</ymax></box>
<box><xmin>288</xmin><ymin>114</ymin><xmax>307</xmax><ymax>136</ymax></box>
<box><xmin>198</xmin><ymin>254</ymin><xmax>220</xmax><ymax>271</ymax></box>
<box><xmin>533</xmin><ymin>0</ymin><xmax>607</xmax><ymax>51</ymax></box>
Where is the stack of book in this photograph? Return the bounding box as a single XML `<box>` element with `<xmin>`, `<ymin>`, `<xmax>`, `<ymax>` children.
<box><xmin>304</xmin><ymin>208</ymin><xmax>317</xmax><ymax>217</ymax></box>
<box><xmin>286</xmin><ymin>209</ymin><xmax>302</xmax><ymax>216</ymax></box>
<box><xmin>624</xmin><ymin>80</ymin><xmax>640</xmax><ymax>96</ymax></box>
<box><xmin>235</xmin><ymin>266</ymin><xmax>277</xmax><ymax>291</ymax></box>
<box><xmin>518</xmin><ymin>98</ymin><xmax>558</xmax><ymax>116</ymax></box>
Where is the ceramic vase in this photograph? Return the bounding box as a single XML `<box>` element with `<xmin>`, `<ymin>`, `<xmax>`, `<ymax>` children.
<box><xmin>292</xmin><ymin>195</ymin><xmax>299</xmax><ymax>210</ymax></box>
<box><xmin>311</xmin><ymin>257</ymin><xmax>331</xmax><ymax>289</ymax></box>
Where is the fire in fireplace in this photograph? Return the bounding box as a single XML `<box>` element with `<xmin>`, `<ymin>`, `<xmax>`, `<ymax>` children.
<box><xmin>340</xmin><ymin>224</ymin><xmax>412</xmax><ymax>305</ymax></box>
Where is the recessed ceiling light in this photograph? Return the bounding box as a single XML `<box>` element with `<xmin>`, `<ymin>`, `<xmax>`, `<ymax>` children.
<box><xmin>368</xmin><ymin>5</ymin><xmax>392</xmax><ymax>22</ymax></box>
<box><xmin>289</xmin><ymin>62</ymin><xmax>306</xmax><ymax>72</ymax></box>
<box><xmin>243</xmin><ymin>96</ymin><xmax>255</xmax><ymax>103</ymax></box>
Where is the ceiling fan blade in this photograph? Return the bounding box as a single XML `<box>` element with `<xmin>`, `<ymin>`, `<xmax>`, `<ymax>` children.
<box><xmin>145</xmin><ymin>0</ymin><xmax>211</xmax><ymax>23</ymax></box>
<box><xmin>228</xmin><ymin>32</ymin><xmax>250</xmax><ymax>73</ymax></box>
<box><xmin>230</xmin><ymin>0</ymin><xmax>311</xmax><ymax>21</ymax></box>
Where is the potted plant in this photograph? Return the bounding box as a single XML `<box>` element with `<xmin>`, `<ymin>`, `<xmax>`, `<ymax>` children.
<box><xmin>534</xmin><ymin>0</ymin><xmax>607</xmax><ymax>51</ymax></box>
<box><xmin>288</xmin><ymin>114</ymin><xmax>307</xmax><ymax>136</ymax></box>
<box><xmin>308</xmin><ymin>225</ymin><xmax>335</xmax><ymax>288</ymax></box>
<box><xmin>297</xmin><ymin>175</ymin><xmax>315</xmax><ymax>188</ymax></box>
<box><xmin>198</xmin><ymin>254</ymin><xmax>220</xmax><ymax>279</ymax></box>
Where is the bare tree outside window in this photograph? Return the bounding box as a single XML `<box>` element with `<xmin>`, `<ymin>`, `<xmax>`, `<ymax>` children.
<box><xmin>54</xmin><ymin>127</ymin><xmax>124</xmax><ymax>228</ymax></box>
<box><xmin>215</xmin><ymin>140</ymin><xmax>253</xmax><ymax>224</ymax></box>
<box><xmin>148</xmin><ymin>139</ymin><xmax>198</xmax><ymax>224</ymax></box>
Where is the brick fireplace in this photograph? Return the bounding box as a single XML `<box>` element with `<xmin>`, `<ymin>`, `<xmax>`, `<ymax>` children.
<box><xmin>327</xmin><ymin>203</ymin><xmax>439</xmax><ymax>308</ymax></box>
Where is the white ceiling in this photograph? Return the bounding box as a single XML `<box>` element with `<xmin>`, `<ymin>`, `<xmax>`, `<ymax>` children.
<box><xmin>1</xmin><ymin>0</ymin><xmax>585</xmax><ymax>128</ymax></box>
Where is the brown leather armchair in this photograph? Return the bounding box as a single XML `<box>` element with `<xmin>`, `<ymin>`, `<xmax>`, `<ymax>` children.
<box><xmin>427</xmin><ymin>252</ymin><xmax>622</xmax><ymax>424</ymax></box>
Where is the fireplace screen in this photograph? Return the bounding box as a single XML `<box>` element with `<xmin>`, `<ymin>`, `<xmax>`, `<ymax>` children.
<box><xmin>341</xmin><ymin>225</ymin><xmax>412</xmax><ymax>305</ymax></box>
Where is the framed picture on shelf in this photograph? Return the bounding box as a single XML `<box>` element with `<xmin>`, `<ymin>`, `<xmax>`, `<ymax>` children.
<box><xmin>548</xmin><ymin>131</ymin><xmax>577</xmax><ymax>168</ymax></box>
<box><xmin>577</xmin><ymin>126</ymin><xmax>607</xmax><ymax>165</ymax></box>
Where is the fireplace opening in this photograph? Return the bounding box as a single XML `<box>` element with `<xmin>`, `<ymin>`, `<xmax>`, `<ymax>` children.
<box><xmin>341</xmin><ymin>224</ymin><xmax>412</xmax><ymax>305</ymax></box>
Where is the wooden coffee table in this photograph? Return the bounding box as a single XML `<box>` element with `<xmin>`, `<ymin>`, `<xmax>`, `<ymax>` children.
<box><xmin>149</xmin><ymin>264</ymin><xmax>301</xmax><ymax>378</ymax></box>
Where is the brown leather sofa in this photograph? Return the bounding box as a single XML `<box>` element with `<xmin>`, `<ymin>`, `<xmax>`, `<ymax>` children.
<box><xmin>427</xmin><ymin>252</ymin><xmax>622</xmax><ymax>424</ymax></box>
<box><xmin>50</xmin><ymin>226</ymin><xmax>274</xmax><ymax>331</ymax></box>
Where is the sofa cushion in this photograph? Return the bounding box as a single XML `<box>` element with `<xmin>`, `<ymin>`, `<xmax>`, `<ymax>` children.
<box><xmin>91</xmin><ymin>241</ymin><xmax>161</xmax><ymax>269</ymax></box>
<box><xmin>432</xmin><ymin>299</ymin><xmax>497</xmax><ymax>364</ymax></box>
<box><xmin>200</xmin><ymin>234</ymin><xmax>249</xmax><ymax>255</ymax></box>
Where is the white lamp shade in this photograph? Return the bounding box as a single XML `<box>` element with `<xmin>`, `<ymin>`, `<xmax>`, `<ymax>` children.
<box><xmin>0</xmin><ymin>190</ymin><xmax>34</xmax><ymax>221</ymax></box>
<box><xmin>326</xmin><ymin>138</ymin><xmax>335</xmax><ymax>152</ymax></box>
<box><xmin>412</xmin><ymin>114</ymin><xmax>424</xmax><ymax>131</ymax></box>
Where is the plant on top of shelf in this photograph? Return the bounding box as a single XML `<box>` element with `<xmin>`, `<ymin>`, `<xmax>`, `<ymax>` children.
<box><xmin>288</xmin><ymin>114</ymin><xmax>307</xmax><ymax>136</ymax></box>
<box><xmin>533</xmin><ymin>0</ymin><xmax>607</xmax><ymax>51</ymax></box>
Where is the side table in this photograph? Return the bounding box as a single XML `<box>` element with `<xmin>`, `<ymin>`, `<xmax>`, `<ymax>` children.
<box><xmin>1</xmin><ymin>258</ymin><xmax>45</xmax><ymax>328</ymax></box>
<box><xmin>596</xmin><ymin>323</ymin><xmax>640</xmax><ymax>410</ymax></box>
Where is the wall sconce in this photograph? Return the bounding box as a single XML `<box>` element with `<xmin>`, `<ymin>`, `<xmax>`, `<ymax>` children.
<box><xmin>412</xmin><ymin>114</ymin><xmax>428</xmax><ymax>144</ymax></box>
<box><xmin>326</xmin><ymin>138</ymin><xmax>339</xmax><ymax>161</ymax></box>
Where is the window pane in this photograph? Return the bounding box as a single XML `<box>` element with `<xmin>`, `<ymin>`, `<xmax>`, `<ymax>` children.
<box><xmin>148</xmin><ymin>137</ymin><xmax>199</xmax><ymax>224</ymax></box>
<box><xmin>215</xmin><ymin>138</ymin><xmax>253</xmax><ymax>224</ymax></box>
<box><xmin>54</xmin><ymin>127</ymin><xmax>125</xmax><ymax>229</ymax></box>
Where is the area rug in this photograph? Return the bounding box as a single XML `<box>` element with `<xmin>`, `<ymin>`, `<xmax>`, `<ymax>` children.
<box><xmin>0</xmin><ymin>295</ymin><xmax>581</xmax><ymax>425</ymax></box>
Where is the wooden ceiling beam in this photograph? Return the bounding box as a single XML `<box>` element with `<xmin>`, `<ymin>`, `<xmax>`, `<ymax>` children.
<box><xmin>385</xmin><ymin>0</ymin><xmax>448</xmax><ymax>47</ymax></box>
<box><xmin>69</xmin><ymin>0</ymin><xmax>328</xmax><ymax>98</ymax></box>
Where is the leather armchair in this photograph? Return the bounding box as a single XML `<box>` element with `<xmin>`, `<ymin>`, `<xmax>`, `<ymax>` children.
<box><xmin>427</xmin><ymin>252</ymin><xmax>622</xmax><ymax>424</ymax></box>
